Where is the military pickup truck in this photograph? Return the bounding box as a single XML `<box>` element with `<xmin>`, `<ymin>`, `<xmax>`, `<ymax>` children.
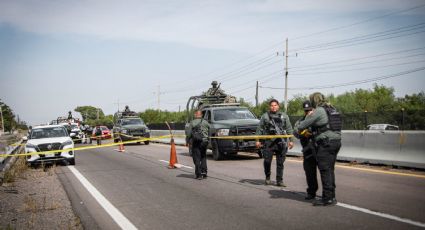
<box><xmin>185</xmin><ymin>83</ymin><xmax>260</xmax><ymax>160</ymax></box>
<box><xmin>112</xmin><ymin>109</ymin><xmax>150</xmax><ymax>145</ymax></box>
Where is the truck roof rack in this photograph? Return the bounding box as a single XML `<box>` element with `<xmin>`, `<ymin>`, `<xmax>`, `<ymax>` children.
<box><xmin>201</xmin><ymin>103</ymin><xmax>240</xmax><ymax>108</ymax></box>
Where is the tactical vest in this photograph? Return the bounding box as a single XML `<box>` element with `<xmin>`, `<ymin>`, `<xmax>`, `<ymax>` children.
<box><xmin>314</xmin><ymin>105</ymin><xmax>342</xmax><ymax>133</ymax></box>
<box><xmin>266</xmin><ymin>112</ymin><xmax>286</xmax><ymax>135</ymax></box>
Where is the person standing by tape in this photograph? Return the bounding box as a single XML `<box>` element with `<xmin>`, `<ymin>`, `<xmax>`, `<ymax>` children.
<box><xmin>94</xmin><ymin>125</ymin><xmax>103</xmax><ymax>146</ymax></box>
<box><xmin>294</xmin><ymin>100</ymin><xmax>318</xmax><ymax>201</ymax></box>
<box><xmin>187</xmin><ymin>110</ymin><xmax>210</xmax><ymax>180</ymax></box>
<box><xmin>256</xmin><ymin>99</ymin><xmax>294</xmax><ymax>187</ymax></box>
<box><xmin>297</xmin><ymin>92</ymin><xmax>342</xmax><ymax>206</ymax></box>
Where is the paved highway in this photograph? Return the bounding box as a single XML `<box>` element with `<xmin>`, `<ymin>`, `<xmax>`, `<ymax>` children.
<box><xmin>57</xmin><ymin>142</ymin><xmax>425</xmax><ymax>230</ymax></box>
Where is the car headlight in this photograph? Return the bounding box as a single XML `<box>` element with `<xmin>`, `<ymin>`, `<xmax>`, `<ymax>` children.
<box><xmin>217</xmin><ymin>129</ymin><xmax>230</xmax><ymax>136</ymax></box>
<box><xmin>26</xmin><ymin>143</ymin><xmax>37</xmax><ymax>149</ymax></box>
<box><xmin>63</xmin><ymin>140</ymin><xmax>73</xmax><ymax>146</ymax></box>
<box><xmin>122</xmin><ymin>129</ymin><xmax>128</xmax><ymax>134</ymax></box>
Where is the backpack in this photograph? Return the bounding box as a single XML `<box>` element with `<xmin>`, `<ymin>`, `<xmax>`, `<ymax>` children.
<box><xmin>192</xmin><ymin>120</ymin><xmax>204</xmax><ymax>143</ymax></box>
<box><xmin>323</xmin><ymin>105</ymin><xmax>342</xmax><ymax>131</ymax></box>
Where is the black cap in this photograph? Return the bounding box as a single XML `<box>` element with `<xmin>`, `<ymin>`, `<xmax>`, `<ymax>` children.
<box><xmin>302</xmin><ymin>100</ymin><xmax>313</xmax><ymax>111</ymax></box>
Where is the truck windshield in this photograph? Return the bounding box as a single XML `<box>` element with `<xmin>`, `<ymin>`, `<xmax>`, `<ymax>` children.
<box><xmin>30</xmin><ymin>127</ymin><xmax>68</xmax><ymax>139</ymax></box>
<box><xmin>122</xmin><ymin>119</ymin><xmax>144</xmax><ymax>125</ymax></box>
<box><xmin>213</xmin><ymin>108</ymin><xmax>256</xmax><ymax>121</ymax></box>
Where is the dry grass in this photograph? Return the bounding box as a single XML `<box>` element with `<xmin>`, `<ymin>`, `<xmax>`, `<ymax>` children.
<box><xmin>23</xmin><ymin>196</ymin><xmax>37</xmax><ymax>213</ymax></box>
<box><xmin>2</xmin><ymin>156</ymin><xmax>29</xmax><ymax>184</ymax></box>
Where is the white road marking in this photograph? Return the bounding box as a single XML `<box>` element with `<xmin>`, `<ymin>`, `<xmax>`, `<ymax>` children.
<box><xmin>272</xmin><ymin>185</ymin><xmax>425</xmax><ymax>228</ymax></box>
<box><xmin>336</xmin><ymin>202</ymin><xmax>425</xmax><ymax>228</ymax></box>
<box><xmin>68</xmin><ymin>166</ymin><xmax>138</xmax><ymax>230</ymax></box>
<box><xmin>159</xmin><ymin>160</ymin><xmax>193</xmax><ymax>169</ymax></box>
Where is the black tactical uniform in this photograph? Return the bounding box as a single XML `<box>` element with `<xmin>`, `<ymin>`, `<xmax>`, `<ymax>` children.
<box><xmin>294</xmin><ymin>100</ymin><xmax>318</xmax><ymax>200</ymax></box>
<box><xmin>298</xmin><ymin>93</ymin><xmax>342</xmax><ymax>206</ymax></box>
<box><xmin>256</xmin><ymin>111</ymin><xmax>293</xmax><ymax>186</ymax></box>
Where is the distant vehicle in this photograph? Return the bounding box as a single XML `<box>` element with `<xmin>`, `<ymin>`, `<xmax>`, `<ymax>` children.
<box><xmin>367</xmin><ymin>124</ymin><xmax>399</xmax><ymax>131</ymax></box>
<box><xmin>24</xmin><ymin>125</ymin><xmax>75</xmax><ymax>165</ymax></box>
<box><xmin>91</xmin><ymin>126</ymin><xmax>112</xmax><ymax>139</ymax></box>
<box><xmin>185</xmin><ymin>82</ymin><xmax>260</xmax><ymax>160</ymax></box>
<box><xmin>113</xmin><ymin>108</ymin><xmax>150</xmax><ymax>145</ymax></box>
<box><xmin>68</xmin><ymin>123</ymin><xmax>84</xmax><ymax>143</ymax></box>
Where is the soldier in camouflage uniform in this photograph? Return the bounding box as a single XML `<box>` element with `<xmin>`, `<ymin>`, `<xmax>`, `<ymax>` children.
<box><xmin>297</xmin><ymin>92</ymin><xmax>341</xmax><ymax>206</ymax></box>
<box><xmin>187</xmin><ymin>110</ymin><xmax>210</xmax><ymax>180</ymax></box>
<box><xmin>206</xmin><ymin>81</ymin><xmax>226</xmax><ymax>97</ymax></box>
<box><xmin>256</xmin><ymin>99</ymin><xmax>294</xmax><ymax>187</ymax></box>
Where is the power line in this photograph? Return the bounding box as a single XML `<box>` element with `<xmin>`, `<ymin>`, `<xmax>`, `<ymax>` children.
<box><xmin>291</xmin><ymin>22</ymin><xmax>425</xmax><ymax>52</ymax></box>
<box><xmin>290</xmin><ymin>3</ymin><xmax>425</xmax><ymax>41</ymax></box>
<box><xmin>260</xmin><ymin>66</ymin><xmax>425</xmax><ymax>90</ymax></box>
<box><xmin>289</xmin><ymin>47</ymin><xmax>425</xmax><ymax>70</ymax></box>
<box><xmin>293</xmin><ymin>29</ymin><xmax>425</xmax><ymax>54</ymax></box>
<box><xmin>290</xmin><ymin>59</ymin><xmax>425</xmax><ymax>75</ymax></box>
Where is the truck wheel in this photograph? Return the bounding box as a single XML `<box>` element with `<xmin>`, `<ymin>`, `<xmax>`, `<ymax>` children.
<box><xmin>212</xmin><ymin>140</ymin><xmax>224</xmax><ymax>161</ymax></box>
<box><xmin>69</xmin><ymin>158</ymin><xmax>76</xmax><ymax>165</ymax></box>
<box><xmin>144</xmin><ymin>141</ymin><xmax>150</xmax><ymax>145</ymax></box>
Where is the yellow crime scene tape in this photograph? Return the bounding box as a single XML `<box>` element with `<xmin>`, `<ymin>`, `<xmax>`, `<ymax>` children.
<box><xmin>1</xmin><ymin>134</ymin><xmax>293</xmax><ymax>158</ymax></box>
<box><xmin>0</xmin><ymin>135</ymin><xmax>174</xmax><ymax>158</ymax></box>
<box><xmin>211</xmin><ymin>134</ymin><xmax>293</xmax><ymax>140</ymax></box>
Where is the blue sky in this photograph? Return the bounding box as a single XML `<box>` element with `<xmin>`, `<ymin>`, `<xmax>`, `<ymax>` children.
<box><xmin>0</xmin><ymin>0</ymin><xmax>424</xmax><ymax>125</ymax></box>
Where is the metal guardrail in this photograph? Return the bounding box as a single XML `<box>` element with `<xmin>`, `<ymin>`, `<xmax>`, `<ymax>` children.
<box><xmin>150</xmin><ymin>130</ymin><xmax>425</xmax><ymax>169</ymax></box>
<box><xmin>0</xmin><ymin>139</ymin><xmax>23</xmax><ymax>171</ymax></box>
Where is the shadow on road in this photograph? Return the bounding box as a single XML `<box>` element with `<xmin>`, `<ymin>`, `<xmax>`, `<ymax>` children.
<box><xmin>176</xmin><ymin>173</ymin><xmax>196</xmax><ymax>180</ymax></box>
<box><xmin>239</xmin><ymin>179</ymin><xmax>265</xmax><ymax>185</ymax></box>
<box><xmin>239</xmin><ymin>178</ymin><xmax>314</xmax><ymax>203</ymax></box>
<box><xmin>268</xmin><ymin>190</ymin><xmax>313</xmax><ymax>203</ymax></box>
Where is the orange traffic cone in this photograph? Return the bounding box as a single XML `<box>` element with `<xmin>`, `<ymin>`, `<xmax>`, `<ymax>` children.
<box><xmin>168</xmin><ymin>138</ymin><xmax>178</xmax><ymax>168</ymax></box>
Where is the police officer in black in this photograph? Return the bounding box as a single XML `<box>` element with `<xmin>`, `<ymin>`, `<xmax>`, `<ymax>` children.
<box><xmin>294</xmin><ymin>100</ymin><xmax>318</xmax><ymax>200</ymax></box>
<box><xmin>297</xmin><ymin>93</ymin><xmax>342</xmax><ymax>206</ymax></box>
<box><xmin>256</xmin><ymin>99</ymin><xmax>294</xmax><ymax>187</ymax></box>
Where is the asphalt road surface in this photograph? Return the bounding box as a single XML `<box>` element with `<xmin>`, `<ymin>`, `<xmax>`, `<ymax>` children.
<box><xmin>56</xmin><ymin>142</ymin><xmax>425</xmax><ymax>230</ymax></box>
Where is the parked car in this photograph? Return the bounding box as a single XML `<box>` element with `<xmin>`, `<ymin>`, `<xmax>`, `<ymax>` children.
<box><xmin>24</xmin><ymin>125</ymin><xmax>75</xmax><ymax>165</ymax></box>
<box><xmin>92</xmin><ymin>126</ymin><xmax>112</xmax><ymax>139</ymax></box>
<box><xmin>367</xmin><ymin>124</ymin><xmax>399</xmax><ymax>131</ymax></box>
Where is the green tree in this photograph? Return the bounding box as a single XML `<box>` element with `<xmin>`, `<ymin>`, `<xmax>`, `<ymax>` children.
<box><xmin>0</xmin><ymin>100</ymin><xmax>16</xmax><ymax>132</ymax></box>
<box><xmin>74</xmin><ymin>106</ymin><xmax>105</xmax><ymax>121</ymax></box>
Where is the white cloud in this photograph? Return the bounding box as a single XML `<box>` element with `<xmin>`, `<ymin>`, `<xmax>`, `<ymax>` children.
<box><xmin>1</xmin><ymin>0</ymin><xmax>423</xmax><ymax>52</ymax></box>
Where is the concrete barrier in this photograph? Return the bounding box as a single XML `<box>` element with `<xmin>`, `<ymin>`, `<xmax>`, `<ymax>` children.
<box><xmin>151</xmin><ymin>130</ymin><xmax>425</xmax><ymax>169</ymax></box>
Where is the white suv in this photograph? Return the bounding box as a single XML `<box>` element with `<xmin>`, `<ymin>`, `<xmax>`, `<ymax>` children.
<box><xmin>25</xmin><ymin>125</ymin><xmax>75</xmax><ymax>165</ymax></box>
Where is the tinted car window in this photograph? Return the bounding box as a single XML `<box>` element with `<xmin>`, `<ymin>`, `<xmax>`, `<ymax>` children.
<box><xmin>31</xmin><ymin>127</ymin><xmax>68</xmax><ymax>139</ymax></box>
<box><xmin>213</xmin><ymin>108</ymin><xmax>256</xmax><ymax>121</ymax></box>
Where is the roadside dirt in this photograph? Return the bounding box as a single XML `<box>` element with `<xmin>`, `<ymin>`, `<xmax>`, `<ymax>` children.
<box><xmin>0</xmin><ymin>158</ymin><xmax>83</xmax><ymax>230</ymax></box>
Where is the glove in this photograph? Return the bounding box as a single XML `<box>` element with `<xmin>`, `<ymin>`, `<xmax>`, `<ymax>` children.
<box><xmin>300</xmin><ymin>129</ymin><xmax>312</xmax><ymax>138</ymax></box>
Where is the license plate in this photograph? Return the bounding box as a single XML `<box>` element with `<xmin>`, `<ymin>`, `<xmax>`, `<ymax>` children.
<box><xmin>241</xmin><ymin>141</ymin><xmax>256</xmax><ymax>147</ymax></box>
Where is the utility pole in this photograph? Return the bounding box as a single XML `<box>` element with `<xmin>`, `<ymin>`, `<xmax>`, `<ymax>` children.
<box><xmin>0</xmin><ymin>105</ymin><xmax>4</xmax><ymax>134</ymax></box>
<box><xmin>284</xmin><ymin>38</ymin><xmax>289</xmax><ymax>112</ymax></box>
<box><xmin>96</xmin><ymin>108</ymin><xmax>100</xmax><ymax>120</ymax></box>
<box><xmin>157</xmin><ymin>85</ymin><xmax>161</xmax><ymax>112</ymax></box>
<box><xmin>255</xmin><ymin>81</ymin><xmax>259</xmax><ymax>107</ymax></box>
